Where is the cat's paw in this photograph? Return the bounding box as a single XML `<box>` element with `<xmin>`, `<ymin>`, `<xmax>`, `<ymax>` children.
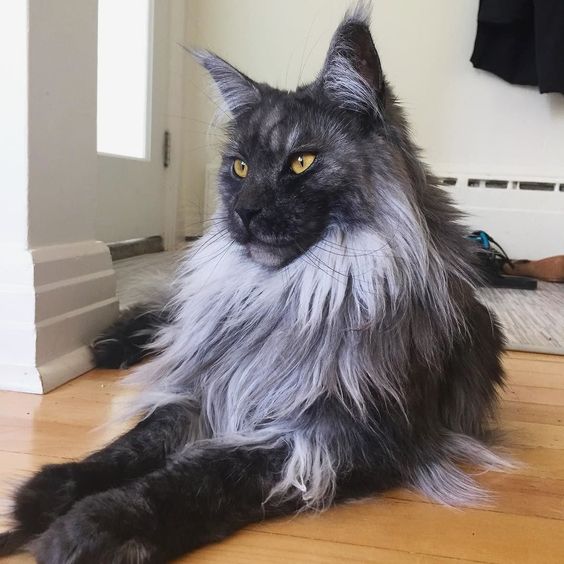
<box><xmin>90</xmin><ymin>333</ymin><xmax>135</xmax><ymax>369</ymax></box>
<box><xmin>33</xmin><ymin>531</ymin><xmax>160</xmax><ymax>564</ymax></box>
<box><xmin>32</xmin><ymin>490</ymin><xmax>162</xmax><ymax>564</ymax></box>
<box><xmin>33</xmin><ymin>524</ymin><xmax>160</xmax><ymax>564</ymax></box>
<box><xmin>8</xmin><ymin>462</ymin><xmax>80</xmax><ymax>548</ymax></box>
<box><xmin>90</xmin><ymin>303</ymin><xmax>168</xmax><ymax>369</ymax></box>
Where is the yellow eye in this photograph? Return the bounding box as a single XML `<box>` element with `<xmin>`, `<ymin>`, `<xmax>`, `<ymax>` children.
<box><xmin>290</xmin><ymin>153</ymin><xmax>316</xmax><ymax>174</ymax></box>
<box><xmin>233</xmin><ymin>159</ymin><xmax>248</xmax><ymax>178</ymax></box>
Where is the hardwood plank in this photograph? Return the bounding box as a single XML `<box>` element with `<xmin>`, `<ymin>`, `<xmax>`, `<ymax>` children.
<box><xmin>481</xmin><ymin>472</ymin><xmax>564</xmax><ymax>520</ymax></box>
<box><xmin>511</xmin><ymin>446</ymin><xmax>564</xmax><ymax>479</ymax></box>
<box><xmin>504</xmin><ymin>351</ymin><xmax>564</xmax><ymax>364</ymax></box>
<box><xmin>385</xmin><ymin>471</ymin><xmax>564</xmax><ymax>521</ymax></box>
<box><xmin>507</xmin><ymin>369</ymin><xmax>564</xmax><ymax>390</ymax></box>
<box><xmin>0</xmin><ymin>371</ymin><xmax>129</xmax><ymax>412</ymax></box>
<box><xmin>250</xmin><ymin>498</ymin><xmax>564</xmax><ymax>564</ymax></box>
<box><xmin>501</xmin><ymin>384</ymin><xmax>564</xmax><ymax>407</ymax></box>
<box><xmin>503</xmin><ymin>357</ymin><xmax>564</xmax><ymax>376</ymax></box>
<box><xmin>187</xmin><ymin>529</ymin><xmax>481</xmax><ymax>564</ymax></box>
<box><xmin>46</xmin><ymin>371</ymin><xmax>132</xmax><ymax>403</ymax></box>
<box><xmin>500</xmin><ymin>401</ymin><xmax>564</xmax><ymax>426</ymax></box>
<box><xmin>503</xmin><ymin>420</ymin><xmax>564</xmax><ymax>450</ymax></box>
<box><xmin>1</xmin><ymin>352</ymin><xmax>564</xmax><ymax>563</ymax></box>
<box><xmin>0</xmin><ymin>415</ymin><xmax>127</xmax><ymax>459</ymax></box>
<box><xmin>0</xmin><ymin>395</ymin><xmax>130</xmax><ymax>428</ymax></box>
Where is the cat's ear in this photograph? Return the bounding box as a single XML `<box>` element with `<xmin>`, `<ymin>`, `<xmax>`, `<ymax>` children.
<box><xmin>318</xmin><ymin>6</ymin><xmax>385</xmax><ymax>116</ymax></box>
<box><xmin>192</xmin><ymin>50</ymin><xmax>261</xmax><ymax>116</ymax></box>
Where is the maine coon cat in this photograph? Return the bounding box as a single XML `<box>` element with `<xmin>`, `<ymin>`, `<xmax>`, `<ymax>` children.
<box><xmin>0</xmin><ymin>5</ymin><xmax>509</xmax><ymax>562</ymax></box>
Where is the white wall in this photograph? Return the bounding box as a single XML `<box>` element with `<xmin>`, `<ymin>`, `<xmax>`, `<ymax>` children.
<box><xmin>182</xmin><ymin>0</ymin><xmax>564</xmax><ymax>236</ymax></box>
<box><xmin>28</xmin><ymin>0</ymin><xmax>99</xmax><ymax>247</ymax></box>
<box><xmin>0</xmin><ymin>1</ymin><xmax>29</xmax><ymax>250</ymax></box>
<box><xmin>0</xmin><ymin>0</ymin><xmax>118</xmax><ymax>393</ymax></box>
<box><xmin>1</xmin><ymin>0</ymin><xmax>99</xmax><ymax>249</ymax></box>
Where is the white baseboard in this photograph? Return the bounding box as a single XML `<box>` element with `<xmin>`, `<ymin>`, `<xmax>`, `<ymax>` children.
<box><xmin>0</xmin><ymin>240</ymin><xmax>119</xmax><ymax>393</ymax></box>
<box><xmin>0</xmin><ymin>346</ymin><xmax>97</xmax><ymax>394</ymax></box>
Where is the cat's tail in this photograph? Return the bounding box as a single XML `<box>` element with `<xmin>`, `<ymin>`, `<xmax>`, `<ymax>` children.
<box><xmin>411</xmin><ymin>431</ymin><xmax>515</xmax><ymax>507</ymax></box>
<box><xmin>91</xmin><ymin>302</ymin><xmax>174</xmax><ymax>369</ymax></box>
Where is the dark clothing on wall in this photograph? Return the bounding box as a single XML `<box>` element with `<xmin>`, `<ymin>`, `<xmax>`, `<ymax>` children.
<box><xmin>471</xmin><ymin>0</ymin><xmax>564</xmax><ymax>95</ymax></box>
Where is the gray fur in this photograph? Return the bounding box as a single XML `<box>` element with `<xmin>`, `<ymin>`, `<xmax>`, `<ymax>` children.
<box><xmin>0</xmin><ymin>7</ymin><xmax>511</xmax><ymax>560</ymax></box>
<box><xmin>122</xmin><ymin>3</ymin><xmax>508</xmax><ymax>510</ymax></box>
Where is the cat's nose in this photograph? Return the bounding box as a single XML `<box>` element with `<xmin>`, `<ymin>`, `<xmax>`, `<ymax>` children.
<box><xmin>235</xmin><ymin>207</ymin><xmax>261</xmax><ymax>230</ymax></box>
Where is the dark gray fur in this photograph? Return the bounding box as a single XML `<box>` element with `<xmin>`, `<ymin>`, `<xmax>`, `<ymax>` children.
<box><xmin>1</xmin><ymin>4</ymin><xmax>510</xmax><ymax>562</ymax></box>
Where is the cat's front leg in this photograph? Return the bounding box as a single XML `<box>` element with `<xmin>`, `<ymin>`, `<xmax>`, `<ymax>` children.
<box><xmin>32</xmin><ymin>442</ymin><xmax>293</xmax><ymax>563</ymax></box>
<box><xmin>0</xmin><ymin>403</ymin><xmax>191</xmax><ymax>556</ymax></box>
<box><xmin>32</xmin><ymin>488</ymin><xmax>163</xmax><ymax>564</ymax></box>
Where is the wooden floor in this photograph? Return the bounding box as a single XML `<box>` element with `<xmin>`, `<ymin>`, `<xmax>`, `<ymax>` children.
<box><xmin>1</xmin><ymin>351</ymin><xmax>564</xmax><ymax>563</ymax></box>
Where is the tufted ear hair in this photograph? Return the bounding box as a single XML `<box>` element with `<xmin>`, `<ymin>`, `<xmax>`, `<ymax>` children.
<box><xmin>319</xmin><ymin>3</ymin><xmax>385</xmax><ymax>116</ymax></box>
<box><xmin>192</xmin><ymin>49</ymin><xmax>261</xmax><ymax>116</ymax></box>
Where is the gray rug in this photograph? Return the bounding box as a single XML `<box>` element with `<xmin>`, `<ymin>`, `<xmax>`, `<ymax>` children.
<box><xmin>115</xmin><ymin>251</ymin><xmax>181</xmax><ymax>310</ymax></box>
<box><xmin>477</xmin><ymin>282</ymin><xmax>564</xmax><ymax>354</ymax></box>
<box><xmin>115</xmin><ymin>252</ymin><xmax>564</xmax><ymax>355</ymax></box>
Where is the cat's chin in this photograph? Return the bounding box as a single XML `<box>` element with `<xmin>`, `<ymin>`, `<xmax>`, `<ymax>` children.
<box><xmin>246</xmin><ymin>242</ymin><xmax>296</xmax><ymax>268</ymax></box>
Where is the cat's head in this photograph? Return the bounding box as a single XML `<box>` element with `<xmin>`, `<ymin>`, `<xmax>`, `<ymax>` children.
<box><xmin>196</xmin><ymin>5</ymin><xmax>392</xmax><ymax>268</ymax></box>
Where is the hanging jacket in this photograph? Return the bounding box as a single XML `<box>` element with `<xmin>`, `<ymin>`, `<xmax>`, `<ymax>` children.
<box><xmin>471</xmin><ymin>0</ymin><xmax>564</xmax><ymax>95</ymax></box>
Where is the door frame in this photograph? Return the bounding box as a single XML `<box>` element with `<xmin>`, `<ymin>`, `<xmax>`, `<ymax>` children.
<box><xmin>162</xmin><ymin>0</ymin><xmax>186</xmax><ymax>251</ymax></box>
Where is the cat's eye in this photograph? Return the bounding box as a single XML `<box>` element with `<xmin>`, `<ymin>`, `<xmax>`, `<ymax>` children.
<box><xmin>290</xmin><ymin>153</ymin><xmax>316</xmax><ymax>174</ymax></box>
<box><xmin>233</xmin><ymin>159</ymin><xmax>249</xmax><ymax>178</ymax></box>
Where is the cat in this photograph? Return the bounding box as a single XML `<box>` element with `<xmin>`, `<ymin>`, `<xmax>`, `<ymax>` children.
<box><xmin>0</xmin><ymin>4</ymin><xmax>510</xmax><ymax>562</ymax></box>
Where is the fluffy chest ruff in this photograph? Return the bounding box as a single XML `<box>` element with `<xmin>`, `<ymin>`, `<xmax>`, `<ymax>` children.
<box><xmin>132</xmin><ymin>224</ymin><xmax>443</xmax><ymax>435</ymax></box>
<box><xmin>124</xmin><ymin>222</ymin><xmax>509</xmax><ymax>508</ymax></box>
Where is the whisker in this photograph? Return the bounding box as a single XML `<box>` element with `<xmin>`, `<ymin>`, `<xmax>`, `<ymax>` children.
<box><xmin>314</xmin><ymin>240</ymin><xmax>388</xmax><ymax>258</ymax></box>
<box><xmin>184</xmin><ymin>142</ymin><xmax>224</xmax><ymax>155</ymax></box>
<box><xmin>184</xmin><ymin>129</ymin><xmax>225</xmax><ymax>138</ymax></box>
<box><xmin>296</xmin><ymin>4</ymin><xmax>326</xmax><ymax>87</ymax></box>
<box><xmin>301</xmin><ymin>249</ymin><xmax>349</xmax><ymax>289</ymax></box>
<box><xmin>182</xmin><ymin>217</ymin><xmax>229</xmax><ymax>232</ymax></box>
<box><xmin>199</xmin><ymin>241</ymin><xmax>236</xmax><ymax>289</ymax></box>
<box><xmin>181</xmin><ymin>116</ymin><xmax>226</xmax><ymax>131</ymax></box>
<box><xmin>316</xmin><ymin>236</ymin><xmax>390</xmax><ymax>255</ymax></box>
<box><xmin>189</xmin><ymin>229</ymin><xmax>230</xmax><ymax>262</ymax></box>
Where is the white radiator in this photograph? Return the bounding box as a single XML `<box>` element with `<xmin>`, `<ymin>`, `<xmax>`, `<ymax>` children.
<box><xmin>437</xmin><ymin>173</ymin><xmax>563</xmax><ymax>260</ymax></box>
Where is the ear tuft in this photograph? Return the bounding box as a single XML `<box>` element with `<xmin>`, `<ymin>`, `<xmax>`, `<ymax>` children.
<box><xmin>319</xmin><ymin>2</ymin><xmax>385</xmax><ymax>116</ymax></box>
<box><xmin>189</xmin><ymin>48</ymin><xmax>261</xmax><ymax>116</ymax></box>
<box><xmin>345</xmin><ymin>0</ymin><xmax>373</xmax><ymax>24</ymax></box>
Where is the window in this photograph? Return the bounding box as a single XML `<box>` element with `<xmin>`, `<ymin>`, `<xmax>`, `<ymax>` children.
<box><xmin>97</xmin><ymin>0</ymin><xmax>153</xmax><ymax>158</ymax></box>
